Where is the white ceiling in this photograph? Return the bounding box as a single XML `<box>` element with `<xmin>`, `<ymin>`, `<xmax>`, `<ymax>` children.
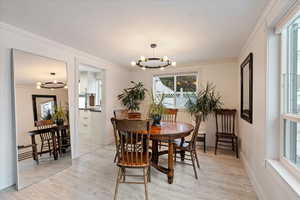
<box><xmin>13</xmin><ymin>50</ymin><xmax>67</xmax><ymax>85</ymax></box>
<box><xmin>1</xmin><ymin>0</ymin><xmax>269</xmax><ymax>68</ymax></box>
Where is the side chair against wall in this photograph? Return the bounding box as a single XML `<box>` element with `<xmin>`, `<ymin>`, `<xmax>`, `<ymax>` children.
<box><xmin>111</xmin><ymin>119</ymin><xmax>151</xmax><ymax>200</ymax></box>
<box><xmin>214</xmin><ymin>109</ymin><xmax>239</xmax><ymax>158</ymax></box>
<box><xmin>174</xmin><ymin>114</ymin><xmax>201</xmax><ymax>179</ymax></box>
<box><xmin>35</xmin><ymin>120</ymin><xmax>55</xmax><ymax>156</ymax></box>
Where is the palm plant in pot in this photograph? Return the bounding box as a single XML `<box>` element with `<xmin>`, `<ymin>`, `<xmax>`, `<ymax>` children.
<box><xmin>118</xmin><ymin>81</ymin><xmax>147</xmax><ymax>119</ymax></box>
<box><xmin>185</xmin><ymin>82</ymin><xmax>222</xmax><ymax>124</ymax></box>
<box><xmin>148</xmin><ymin>92</ymin><xmax>166</xmax><ymax>126</ymax></box>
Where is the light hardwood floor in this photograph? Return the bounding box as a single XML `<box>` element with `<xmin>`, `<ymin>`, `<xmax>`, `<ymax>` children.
<box><xmin>0</xmin><ymin>146</ymin><xmax>257</xmax><ymax>200</ymax></box>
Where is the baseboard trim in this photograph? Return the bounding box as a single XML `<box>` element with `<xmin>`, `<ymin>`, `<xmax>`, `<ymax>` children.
<box><xmin>240</xmin><ymin>152</ymin><xmax>266</xmax><ymax>200</ymax></box>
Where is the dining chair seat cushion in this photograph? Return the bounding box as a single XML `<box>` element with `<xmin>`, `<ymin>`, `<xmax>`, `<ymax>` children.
<box><xmin>118</xmin><ymin>152</ymin><xmax>151</xmax><ymax>167</ymax></box>
<box><xmin>174</xmin><ymin>139</ymin><xmax>189</xmax><ymax>148</ymax></box>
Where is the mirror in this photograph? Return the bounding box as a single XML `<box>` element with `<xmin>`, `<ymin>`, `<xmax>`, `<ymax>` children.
<box><xmin>12</xmin><ymin>49</ymin><xmax>71</xmax><ymax>190</ymax></box>
<box><xmin>240</xmin><ymin>53</ymin><xmax>253</xmax><ymax>124</ymax></box>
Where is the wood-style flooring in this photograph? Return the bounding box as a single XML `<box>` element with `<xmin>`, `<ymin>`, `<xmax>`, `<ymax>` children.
<box><xmin>0</xmin><ymin>146</ymin><xmax>257</xmax><ymax>200</ymax></box>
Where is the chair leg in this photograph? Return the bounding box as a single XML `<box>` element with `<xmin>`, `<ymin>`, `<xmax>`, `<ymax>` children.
<box><xmin>143</xmin><ymin>168</ymin><xmax>149</xmax><ymax>200</ymax></box>
<box><xmin>194</xmin><ymin>150</ymin><xmax>200</xmax><ymax>169</ymax></box>
<box><xmin>121</xmin><ymin>168</ymin><xmax>126</xmax><ymax>182</ymax></box>
<box><xmin>215</xmin><ymin>136</ymin><xmax>218</xmax><ymax>155</ymax></box>
<box><xmin>48</xmin><ymin>142</ymin><xmax>52</xmax><ymax>156</ymax></box>
<box><xmin>114</xmin><ymin>168</ymin><xmax>122</xmax><ymax>200</ymax></box>
<box><xmin>232</xmin><ymin>138</ymin><xmax>234</xmax><ymax>151</ymax></box>
<box><xmin>40</xmin><ymin>142</ymin><xmax>44</xmax><ymax>157</ymax></box>
<box><xmin>114</xmin><ymin>151</ymin><xmax>118</xmax><ymax>163</ymax></box>
<box><xmin>148</xmin><ymin>166</ymin><xmax>151</xmax><ymax>183</ymax></box>
<box><xmin>203</xmin><ymin>135</ymin><xmax>206</xmax><ymax>153</ymax></box>
<box><xmin>190</xmin><ymin>151</ymin><xmax>198</xmax><ymax>179</ymax></box>
<box><xmin>236</xmin><ymin>137</ymin><xmax>239</xmax><ymax>158</ymax></box>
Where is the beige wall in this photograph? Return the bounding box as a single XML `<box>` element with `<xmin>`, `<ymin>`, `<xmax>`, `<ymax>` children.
<box><xmin>15</xmin><ymin>85</ymin><xmax>68</xmax><ymax>146</ymax></box>
<box><xmin>131</xmin><ymin>61</ymin><xmax>239</xmax><ymax>146</ymax></box>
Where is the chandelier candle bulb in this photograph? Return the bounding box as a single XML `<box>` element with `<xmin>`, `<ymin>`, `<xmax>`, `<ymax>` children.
<box><xmin>140</xmin><ymin>56</ymin><xmax>146</xmax><ymax>62</ymax></box>
<box><xmin>172</xmin><ymin>61</ymin><xmax>176</xmax><ymax>66</ymax></box>
<box><xmin>131</xmin><ymin>61</ymin><xmax>136</xmax><ymax>66</ymax></box>
<box><xmin>163</xmin><ymin>56</ymin><xmax>168</xmax><ymax>62</ymax></box>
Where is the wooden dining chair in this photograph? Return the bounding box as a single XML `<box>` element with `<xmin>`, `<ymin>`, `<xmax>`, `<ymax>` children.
<box><xmin>159</xmin><ymin>108</ymin><xmax>178</xmax><ymax>149</ymax></box>
<box><xmin>111</xmin><ymin>118</ymin><xmax>121</xmax><ymax>163</ymax></box>
<box><xmin>162</xmin><ymin>108</ymin><xmax>178</xmax><ymax>122</ymax></box>
<box><xmin>35</xmin><ymin>120</ymin><xmax>55</xmax><ymax>156</ymax></box>
<box><xmin>113</xmin><ymin>109</ymin><xmax>129</xmax><ymax>119</ymax></box>
<box><xmin>174</xmin><ymin>114</ymin><xmax>201</xmax><ymax>179</ymax></box>
<box><xmin>112</xmin><ymin>119</ymin><xmax>151</xmax><ymax>200</ymax></box>
<box><xmin>214</xmin><ymin>109</ymin><xmax>239</xmax><ymax>158</ymax></box>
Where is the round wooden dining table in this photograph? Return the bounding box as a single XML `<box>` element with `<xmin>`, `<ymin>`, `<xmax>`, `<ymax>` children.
<box><xmin>149</xmin><ymin>121</ymin><xmax>194</xmax><ymax>184</ymax></box>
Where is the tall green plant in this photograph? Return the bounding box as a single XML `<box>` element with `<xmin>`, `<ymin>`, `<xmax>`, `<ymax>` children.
<box><xmin>52</xmin><ymin>105</ymin><xmax>66</xmax><ymax>121</ymax></box>
<box><xmin>148</xmin><ymin>92</ymin><xmax>166</xmax><ymax>116</ymax></box>
<box><xmin>185</xmin><ymin>82</ymin><xmax>222</xmax><ymax>121</ymax></box>
<box><xmin>118</xmin><ymin>81</ymin><xmax>147</xmax><ymax>112</ymax></box>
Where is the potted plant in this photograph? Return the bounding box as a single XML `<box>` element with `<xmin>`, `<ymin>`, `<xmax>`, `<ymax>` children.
<box><xmin>118</xmin><ymin>81</ymin><xmax>147</xmax><ymax>119</ymax></box>
<box><xmin>148</xmin><ymin>92</ymin><xmax>166</xmax><ymax>126</ymax></box>
<box><xmin>185</xmin><ymin>82</ymin><xmax>222</xmax><ymax>122</ymax></box>
<box><xmin>52</xmin><ymin>105</ymin><xmax>66</xmax><ymax>126</ymax></box>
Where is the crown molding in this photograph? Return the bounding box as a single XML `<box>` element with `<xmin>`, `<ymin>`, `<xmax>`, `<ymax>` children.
<box><xmin>0</xmin><ymin>21</ymin><xmax>129</xmax><ymax>71</ymax></box>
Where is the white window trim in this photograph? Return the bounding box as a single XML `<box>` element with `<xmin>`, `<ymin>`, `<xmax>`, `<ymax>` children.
<box><xmin>153</xmin><ymin>72</ymin><xmax>199</xmax><ymax>109</ymax></box>
<box><xmin>279</xmin><ymin>17</ymin><xmax>300</xmax><ymax>182</ymax></box>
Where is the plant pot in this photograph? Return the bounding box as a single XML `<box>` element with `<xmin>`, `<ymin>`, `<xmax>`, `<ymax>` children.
<box><xmin>152</xmin><ymin>114</ymin><xmax>161</xmax><ymax>126</ymax></box>
<box><xmin>128</xmin><ymin>112</ymin><xmax>141</xmax><ymax>119</ymax></box>
<box><xmin>56</xmin><ymin>119</ymin><xmax>64</xmax><ymax>126</ymax></box>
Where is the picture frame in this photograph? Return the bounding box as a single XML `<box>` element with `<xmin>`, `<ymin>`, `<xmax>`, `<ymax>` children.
<box><xmin>240</xmin><ymin>53</ymin><xmax>253</xmax><ymax>124</ymax></box>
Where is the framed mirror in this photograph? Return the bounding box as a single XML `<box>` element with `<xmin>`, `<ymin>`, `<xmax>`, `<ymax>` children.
<box><xmin>32</xmin><ymin>95</ymin><xmax>57</xmax><ymax>123</ymax></box>
<box><xmin>240</xmin><ymin>53</ymin><xmax>253</xmax><ymax>124</ymax></box>
<box><xmin>12</xmin><ymin>49</ymin><xmax>71</xmax><ymax>190</ymax></box>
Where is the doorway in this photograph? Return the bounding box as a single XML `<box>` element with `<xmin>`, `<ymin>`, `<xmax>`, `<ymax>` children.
<box><xmin>77</xmin><ymin>64</ymin><xmax>105</xmax><ymax>156</ymax></box>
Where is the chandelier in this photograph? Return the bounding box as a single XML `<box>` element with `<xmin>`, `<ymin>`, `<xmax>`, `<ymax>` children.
<box><xmin>36</xmin><ymin>72</ymin><xmax>67</xmax><ymax>89</ymax></box>
<box><xmin>131</xmin><ymin>43</ymin><xmax>176</xmax><ymax>70</ymax></box>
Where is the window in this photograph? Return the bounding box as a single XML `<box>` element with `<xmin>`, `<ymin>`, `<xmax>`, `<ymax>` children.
<box><xmin>153</xmin><ymin>73</ymin><xmax>197</xmax><ymax>108</ymax></box>
<box><xmin>282</xmin><ymin>16</ymin><xmax>300</xmax><ymax>169</ymax></box>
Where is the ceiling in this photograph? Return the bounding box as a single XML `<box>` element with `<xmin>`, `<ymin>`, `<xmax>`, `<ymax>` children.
<box><xmin>13</xmin><ymin>50</ymin><xmax>67</xmax><ymax>85</ymax></box>
<box><xmin>1</xmin><ymin>0</ymin><xmax>270</xmax><ymax>68</ymax></box>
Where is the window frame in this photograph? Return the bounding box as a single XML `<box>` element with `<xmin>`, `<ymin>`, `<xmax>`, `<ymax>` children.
<box><xmin>153</xmin><ymin>72</ymin><xmax>198</xmax><ymax>109</ymax></box>
<box><xmin>280</xmin><ymin>16</ymin><xmax>300</xmax><ymax>179</ymax></box>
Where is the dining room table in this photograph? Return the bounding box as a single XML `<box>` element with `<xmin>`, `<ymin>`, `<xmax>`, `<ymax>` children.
<box><xmin>149</xmin><ymin>121</ymin><xmax>194</xmax><ymax>184</ymax></box>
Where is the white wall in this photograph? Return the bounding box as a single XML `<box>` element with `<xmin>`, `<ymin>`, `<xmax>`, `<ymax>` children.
<box><xmin>238</xmin><ymin>0</ymin><xmax>299</xmax><ymax>199</ymax></box>
<box><xmin>15</xmin><ymin>86</ymin><xmax>68</xmax><ymax>146</ymax></box>
<box><xmin>131</xmin><ymin>61</ymin><xmax>239</xmax><ymax>146</ymax></box>
<box><xmin>0</xmin><ymin>22</ymin><xmax>130</xmax><ymax>190</ymax></box>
